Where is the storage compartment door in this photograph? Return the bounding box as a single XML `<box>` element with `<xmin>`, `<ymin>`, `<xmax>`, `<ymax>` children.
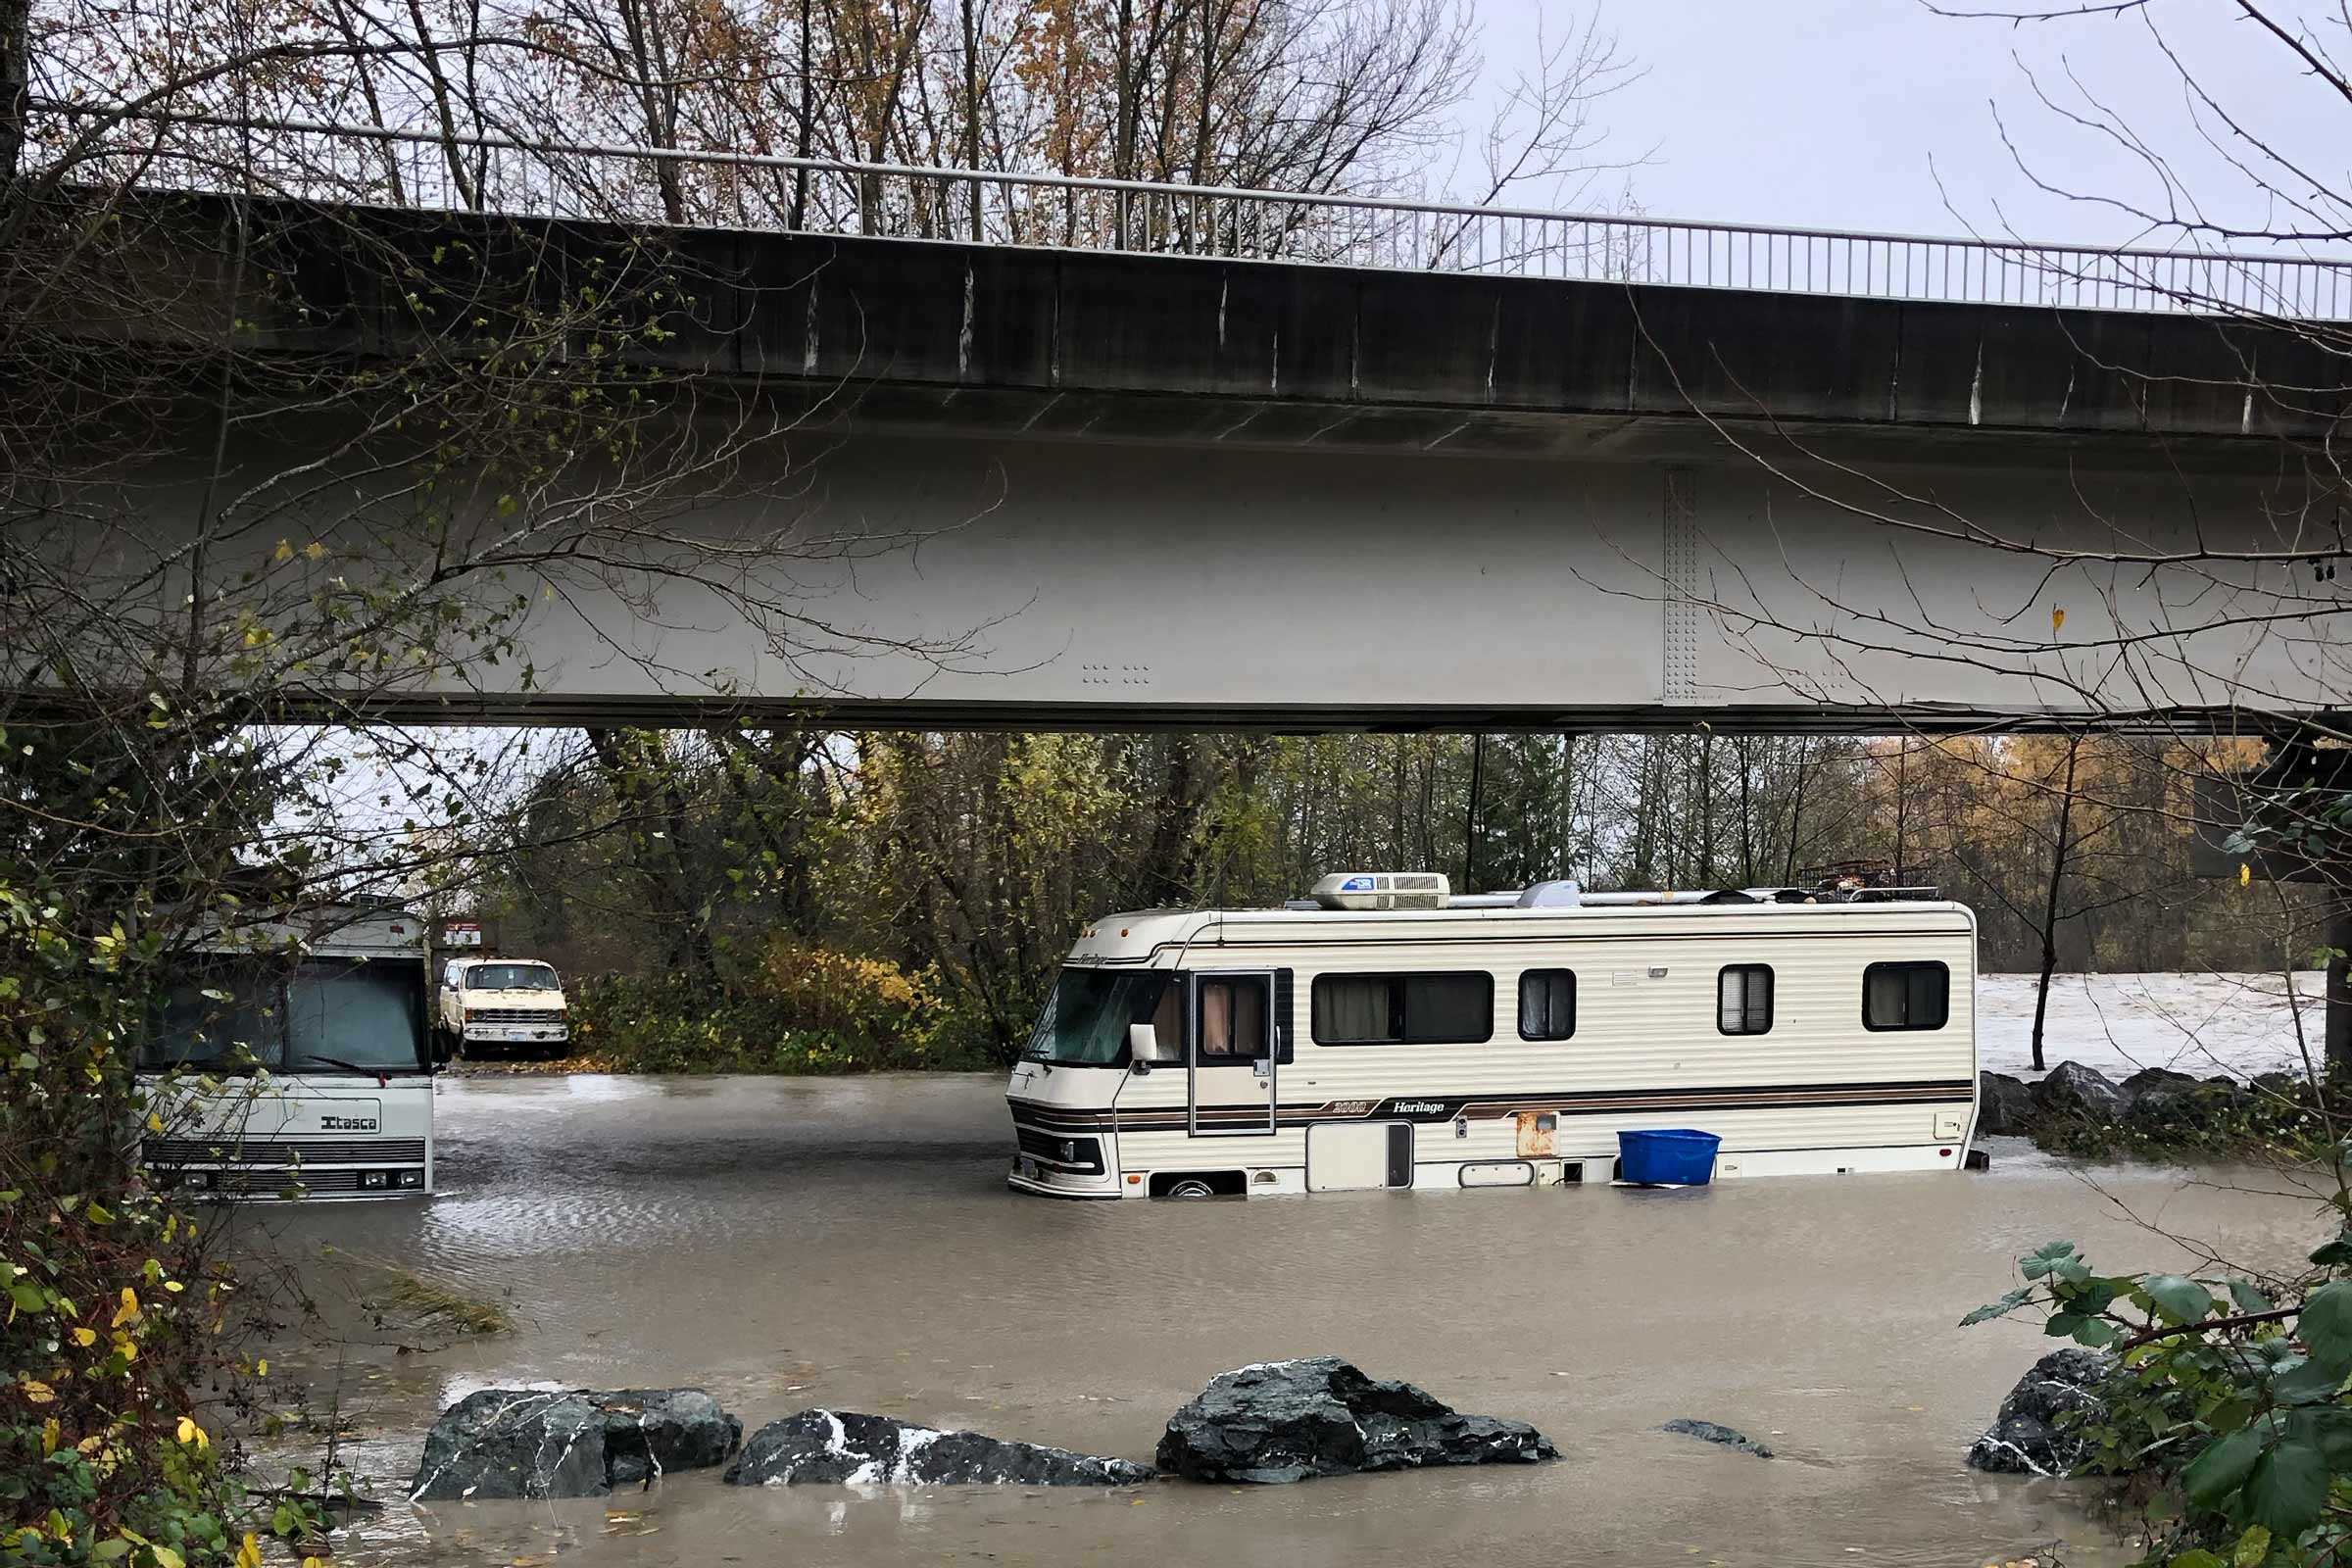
<box><xmin>1308</xmin><ymin>1122</ymin><xmax>1410</xmax><ymax>1192</ymax></box>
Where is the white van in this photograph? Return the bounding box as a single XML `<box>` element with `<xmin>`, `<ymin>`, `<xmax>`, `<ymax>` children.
<box><xmin>1005</xmin><ymin>872</ymin><xmax>1978</xmax><ymax>1200</ymax></box>
<box><xmin>436</xmin><ymin>956</ymin><xmax>571</xmax><ymax>1057</ymax></box>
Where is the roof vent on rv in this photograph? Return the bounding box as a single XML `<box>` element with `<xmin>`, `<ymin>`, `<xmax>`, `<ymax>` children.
<box><xmin>1515</xmin><ymin>880</ymin><xmax>1583</xmax><ymax>907</ymax></box>
<box><xmin>1310</xmin><ymin>871</ymin><xmax>1451</xmax><ymax>910</ymax></box>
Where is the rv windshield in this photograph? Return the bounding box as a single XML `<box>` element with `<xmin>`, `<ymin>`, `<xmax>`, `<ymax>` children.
<box><xmin>1023</xmin><ymin>968</ymin><xmax>1170</xmax><ymax>1065</ymax></box>
<box><xmin>286</xmin><ymin>960</ymin><xmax>427</xmax><ymax>1074</ymax></box>
<box><xmin>145</xmin><ymin>963</ymin><xmax>282</xmax><ymax>1072</ymax></box>
<box><xmin>141</xmin><ymin>958</ymin><xmax>426</xmax><ymax>1075</ymax></box>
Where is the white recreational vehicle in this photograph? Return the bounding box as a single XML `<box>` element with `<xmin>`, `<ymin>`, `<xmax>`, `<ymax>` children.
<box><xmin>137</xmin><ymin>901</ymin><xmax>437</xmax><ymax>1199</ymax></box>
<box><xmin>1005</xmin><ymin>872</ymin><xmax>1978</xmax><ymax>1200</ymax></box>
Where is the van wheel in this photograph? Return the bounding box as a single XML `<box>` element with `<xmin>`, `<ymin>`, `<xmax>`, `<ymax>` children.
<box><xmin>1164</xmin><ymin>1178</ymin><xmax>1217</xmax><ymax>1200</ymax></box>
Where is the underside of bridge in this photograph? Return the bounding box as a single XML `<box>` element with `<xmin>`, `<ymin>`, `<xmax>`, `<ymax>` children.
<box><xmin>23</xmin><ymin>192</ymin><xmax>2352</xmax><ymax>733</ymax></box>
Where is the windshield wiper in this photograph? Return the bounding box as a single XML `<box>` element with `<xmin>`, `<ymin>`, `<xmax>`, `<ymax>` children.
<box><xmin>287</xmin><ymin>1054</ymin><xmax>406</xmax><ymax>1076</ymax></box>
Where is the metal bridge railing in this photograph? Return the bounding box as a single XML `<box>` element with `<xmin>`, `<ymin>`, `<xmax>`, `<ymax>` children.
<box><xmin>33</xmin><ymin>106</ymin><xmax>2352</xmax><ymax>319</ymax></box>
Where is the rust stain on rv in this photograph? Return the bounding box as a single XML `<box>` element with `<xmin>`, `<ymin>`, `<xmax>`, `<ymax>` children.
<box><xmin>1515</xmin><ymin>1109</ymin><xmax>1557</xmax><ymax>1157</ymax></box>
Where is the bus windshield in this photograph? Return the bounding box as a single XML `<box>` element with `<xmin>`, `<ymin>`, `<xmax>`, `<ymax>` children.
<box><xmin>464</xmin><ymin>963</ymin><xmax>560</xmax><ymax>991</ymax></box>
<box><xmin>1023</xmin><ymin>968</ymin><xmax>1170</xmax><ymax>1065</ymax></box>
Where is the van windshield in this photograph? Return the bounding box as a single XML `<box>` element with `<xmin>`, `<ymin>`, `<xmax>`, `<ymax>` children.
<box><xmin>1024</xmin><ymin>969</ymin><xmax>1170</xmax><ymax>1065</ymax></box>
<box><xmin>465</xmin><ymin>963</ymin><xmax>560</xmax><ymax>991</ymax></box>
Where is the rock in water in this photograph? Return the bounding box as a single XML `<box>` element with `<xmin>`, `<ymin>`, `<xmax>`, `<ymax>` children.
<box><xmin>722</xmin><ymin>1410</ymin><xmax>1154</xmax><ymax>1487</ymax></box>
<box><xmin>1660</xmin><ymin>1418</ymin><xmax>1773</xmax><ymax>1458</ymax></box>
<box><xmin>1976</xmin><ymin>1072</ymin><xmax>2035</xmax><ymax>1137</ymax></box>
<box><xmin>2032</xmin><ymin>1061</ymin><xmax>2126</xmax><ymax>1123</ymax></box>
<box><xmin>600</xmin><ymin>1389</ymin><xmax>743</xmax><ymax>1486</ymax></box>
<box><xmin>411</xmin><ymin>1387</ymin><xmax>743</xmax><ymax>1500</ymax></box>
<box><xmin>1965</xmin><ymin>1349</ymin><xmax>2114</xmax><ymax>1476</ymax></box>
<box><xmin>1155</xmin><ymin>1357</ymin><xmax>1558</xmax><ymax>1484</ymax></box>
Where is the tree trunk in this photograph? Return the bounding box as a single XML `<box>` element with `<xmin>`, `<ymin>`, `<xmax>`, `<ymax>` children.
<box><xmin>4</xmin><ymin>0</ymin><xmax>36</xmax><ymax>195</ymax></box>
<box><xmin>2329</xmin><ymin>897</ymin><xmax>2352</xmax><ymax>1079</ymax></box>
<box><xmin>2029</xmin><ymin>736</ymin><xmax>2081</xmax><ymax>1074</ymax></box>
<box><xmin>960</xmin><ymin>0</ymin><xmax>982</xmax><ymax>237</ymax></box>
<box><xmin>1461</xmin><ymin>733</ymin><xmax>1485</xmax><ymax>890</ymax></box>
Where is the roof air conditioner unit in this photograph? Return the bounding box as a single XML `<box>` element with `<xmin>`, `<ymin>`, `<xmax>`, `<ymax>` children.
<box><xmin>1309</xmin><ymin>871</ymin><xmax>1451</xmax><ymax>910</ymax></box>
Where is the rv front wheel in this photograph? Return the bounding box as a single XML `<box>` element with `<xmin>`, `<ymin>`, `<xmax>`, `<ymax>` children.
<box><xmin>1164</xmin><ymin>1178</ymin><xmax>1217</xmax><ymax>1200</ymax></box>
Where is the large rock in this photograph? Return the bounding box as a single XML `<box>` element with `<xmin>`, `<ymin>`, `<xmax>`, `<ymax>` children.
<box><xmin>1977</xmin><ymin>1072</ymin><xmax>2035</xmax><ymax>1136</ymax></box>
<box><xmin>410</xmin><ymin>1387</ymin><xmax>742</xmax><ymax>1501</ymax></box>
<box><xmin>2120</xmin><ymin>1067</ymin><xmax>2230</xmax><ymax>1130</ymax></box>
<box><xmin>1154</xmin><ymin>1357</ymin><xmax>1558</xmax><ymax>1484</ymax></box>
<box><xmin>722</xmin><ymin>1410</ymin><xmax>1154</xmax><ymax>1487</ymax></box>
<box><xmin>1660</xmin><ymin>1418</ymin><xmax>1773</xmax><ymax>1458</ymax></box>
<box><xmin>2032</xmin><ymin>1061</ymin><xmax>2126</xmax><ymax>1124</ymax></box>
<box><xmin>1965</xmin><ymin>1349</ymin><xmax>2114</xmax><ymax>1477</ymax></box>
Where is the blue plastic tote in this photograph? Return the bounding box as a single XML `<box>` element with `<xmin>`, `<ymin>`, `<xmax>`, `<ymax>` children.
<box><xmin>1618</xmin><ymin>1128</ymin><xmax>1722</xmax><ymax>1186</ymax></box>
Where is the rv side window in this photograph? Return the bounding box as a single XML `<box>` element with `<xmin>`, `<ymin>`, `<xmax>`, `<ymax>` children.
<box><xmin>1863</xmin><ymin>961</ymin><xmax>1948</xmax><ymax>1031</ymax></box>
<box><xmin>1312</xmin><ymin>973</ymin><xmax>1494</xmax><ymax>1045</ymax></box>
<box><xmin>1517</xmin><ymin>970</ymin><xmax>1577</xmax><ymax>1041</ymax></box>
<box><xmin>1718</xmin><ymin>965</ymin><xmax>1774</xmax><ymax>1036</ymax></box>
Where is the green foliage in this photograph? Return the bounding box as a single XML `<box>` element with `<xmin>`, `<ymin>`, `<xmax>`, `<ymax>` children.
<box><xmin>1964</xmin><ymin>1228</ymin><xmax>2352</xmax><ymax>1564</ymax></box>
<box><xmin>2032</xmin><ymin>1075</ymin><xmax>2339</xmax><ymax>1164</ymax></box>
<box><xmin>566</xmin><ymin>942</ymin><xmax>998</xmax><ymax>1074</ymax></box>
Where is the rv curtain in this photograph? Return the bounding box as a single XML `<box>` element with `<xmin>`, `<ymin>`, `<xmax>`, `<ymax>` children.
<box><xmin>1317</xmin><ymin>976</ymin><xmax>1391</xmax><ymax>1043</ymax></box>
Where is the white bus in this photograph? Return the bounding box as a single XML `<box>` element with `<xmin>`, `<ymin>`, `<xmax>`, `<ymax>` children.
<box><xmin>1005</xmin><ymin>872</ymin><xmax>1978</xmax><ymax>1200</ymax></box>
<box><xmin>137</xmin><ymin>901</ymin><xmax>437</xmax><ymax>1199</ymax></box>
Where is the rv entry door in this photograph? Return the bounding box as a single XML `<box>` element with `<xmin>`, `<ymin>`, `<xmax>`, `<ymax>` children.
<box><xmin>1186</xmin><ymin>971</ymin><xmax>1277</xmax><ymax>1137</ymax></box>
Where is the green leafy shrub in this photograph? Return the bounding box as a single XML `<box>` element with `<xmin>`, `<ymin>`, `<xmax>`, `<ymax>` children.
<box><xmin>1966</xmin><ymin>1228</ymin><xmax>2352</xmax><ymax>1565</ymax></box>
<box><xmin>569</xmin><ymin>942</ymin><xmax>998</xmax><ymax>1073</ymax></box>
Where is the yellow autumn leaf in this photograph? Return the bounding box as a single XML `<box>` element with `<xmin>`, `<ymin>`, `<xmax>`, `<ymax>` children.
<box><xmin>255</xmin><ymin>1359</ymin><xmax>267</xmax><ymax>1377</ymax></box>
<box><xmin>111</xmin><ymin>1288</ymin><xmax>137</xmax><ymax>1327</ymax></box>
<box><xmin>146</xmin><ymin>1112</ymin><xmax>164</xmax><ymax>1134</ymax></box>
<box><xmin>154</xmin><ymin>1546</ymin><xmax>186</xmax><ymax>1568</ymax></box>
<box><xmin>272</xmin><ymin>539</ymin><xmax>294</xmax><ymax>563</ymax></box>
<box><xmin>2051</xmin><ymin>606</ymin><xmax>2066</xmax><ymax>633</ymax></box>
<box><xmin>163</xmin><ymin>1281</ymin><xmax>183</xmax><ymax>1294</ymax></box>
<box><xmin>2241</xmin><ymin>862</ymin><xmax>2253</xmax><ymax>886</ymax></box>
<box><xmin>236</xmin><ymin>1531</ymin><xmax>261</xmax><ymax>1568</ymax></box>
<box><xmin>303</xmin><ymin>1558</ymin><xmax>328</xmax><ymax>1568</ymax></box>
<box><xmin>22</xmin><ymin>1379</ymin><xmax>54</xmax><ymax>1404</ymax></box>
<box><xmin>71</xmin><ymin>1327</ymin><xmax>95</xmax><ymax>1348</ymax></box>
<box><xmin>175</xmin><ymin>1416</ymin><xmax>209</xmax><ymax>1450</ymax></box>
<box><xmin>303</xmin><ymin>541</ymin><xmax>326</xmax><ymax>561</ymax></box>
<box><xmin>39</xmin><ymin>1417</ymin><xmax>58</xmax><ymax>1454</ymax></box>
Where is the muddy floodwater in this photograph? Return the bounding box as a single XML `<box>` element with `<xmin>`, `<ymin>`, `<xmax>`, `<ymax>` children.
<box><xmin>238</xmin><ymin>1074</ymin><xmax>2329</xmax><ymax>1568</ymax></box>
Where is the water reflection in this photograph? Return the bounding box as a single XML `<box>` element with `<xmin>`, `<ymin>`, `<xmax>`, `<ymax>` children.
<box><xmin>248</xmin><ymin>1075</ymin><xmax>2323</xmax><ymax>1568</ymax></box>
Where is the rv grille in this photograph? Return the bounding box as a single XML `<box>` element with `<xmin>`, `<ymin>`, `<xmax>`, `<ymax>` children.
<box><xmin>144</xmin><ymin>1137</ymin><xmax>428</xmax><ymax>1166</ymax></box>
<box><xmin>156</xmin><ymin>1166</ymin><xmax>390</xmax><ymax>1196</ymax></box>
<box><xmin>468</xmin><ymin>1008</ymin><xmax>564</xmax><ymax>1024</ymax></box>
<box><xmin>1013</xmin><ymin>1125</ymin><xmax>1104</xmax><ymax>1175</ymax></box>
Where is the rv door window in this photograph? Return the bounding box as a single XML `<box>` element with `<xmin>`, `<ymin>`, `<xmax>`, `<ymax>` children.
<box><xmin>1196</xmin><ymin>976</ymin><xmax>1270</xmax><ymax>1059</ymax></box>
<box><xmin>1863</xmin><ymin>961</ymin><xmax>1948</xmax><ymax>1031</ymax></box>
<box><xmin>1718</xmin><ymin>965</ymin><xmax>1775</xmax><ymax>1036</ymax></box>
<box><xmin>1311</xmin><ymin>973</ymin><xmax>1494</xmax><ymax>1045</ymax></box>
<box><xmin>1517</xmin><ymin>970</ymin><xmax>1577</xmax><ymax>1040</ymax></box>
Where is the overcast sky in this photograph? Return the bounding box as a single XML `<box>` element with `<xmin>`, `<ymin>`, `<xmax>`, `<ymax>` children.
<box><xmin>1472</xmin><ymin>0</ymin><xmax>2343</xmax><ymax>249</ymax></box>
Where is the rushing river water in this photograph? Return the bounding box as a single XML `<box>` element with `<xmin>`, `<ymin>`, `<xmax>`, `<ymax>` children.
<box><xmin>233</xmin><ymin>1074</ymin><xmax>2333</xmax><ymax>1568</ymax></box>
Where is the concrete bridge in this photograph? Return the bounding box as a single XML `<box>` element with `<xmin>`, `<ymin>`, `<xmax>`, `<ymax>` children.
<box><xmin>27</xmin><ymin>117</ymin><xmax>2352</xmax><ymax>731</ymax></box>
